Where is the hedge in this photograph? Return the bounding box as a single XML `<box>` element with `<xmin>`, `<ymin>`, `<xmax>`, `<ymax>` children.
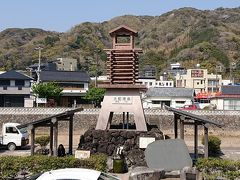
<box><xmin>201</xmin><ymin>135</ymin><xmax>221</xmax><ymax>156</ymax></box>
<box><xmin>196</xmin><ymin>158</ymin><xmax>240</xmax><ymax>180</ymax></box>
<box><xmin>0</xmin><ymin>154</ymin><xmax>107</xmax><ymax>179</ymax></box>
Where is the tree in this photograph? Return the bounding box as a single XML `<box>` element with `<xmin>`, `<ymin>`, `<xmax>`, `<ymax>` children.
<box><xmin>84</xmin><ymin>87</ymin><xmax>105</xmax><ymax>107</ymax></box>
<box><xmin>32</xmin><ymin>82</ymin><xmax>63</xmax><ymax>102</ymax></box>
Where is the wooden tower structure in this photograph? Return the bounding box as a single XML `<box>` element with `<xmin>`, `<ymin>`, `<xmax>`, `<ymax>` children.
<box><xmin>106</xmin><ymin>25</ymin><xmax>142</xmax><ymax>84</ymax></box>
<box><xmin>96</xmin><ymin>25</ymin><xmax>147</xmax><ymax>131</ymax></box>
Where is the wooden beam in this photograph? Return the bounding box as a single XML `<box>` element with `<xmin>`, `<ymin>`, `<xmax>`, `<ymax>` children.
<box><xmin>194</xmin><ymin>124</ymin><xmax>198</xmax><ymax>159</ymax></box>
<box><xmin>30</xmin><ymin>127</ymin><xmax>35</xmax><ymax>156</ymax></box>
<box><xmin>69</xmin><ymin>115</ymin><xmax>73</xmax><ymax>155</ymax></box>
<box><xmin>50</xmin><ymin>123</ymin><xmax>53</xmax><ymax>156</ymax></box>
<box><xmin>174</xmin><ymin>114</ymin><xmax>178</xmax><ymax>139</ymax></box>
<box><xmin>180</xmin><ymin>120</ymin><xmax>184</xmax><ymax>139</ymax></box>
<box><xmin>204</xmin><ymin>125</ymin><xmax>209</xmax><ymax>158</ymax></box>
<box><xmin>53</xmin><ymin>121</ymin><xmax>58</xmax><ymax>156</ymax></box>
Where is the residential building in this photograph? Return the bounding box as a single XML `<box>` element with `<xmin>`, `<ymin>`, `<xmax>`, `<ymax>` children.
<box><xmin>167</xmin><ymin>62</ymin><xmax>187</xmax><ymax>77</ymax></box>
<box><xmin>175</xmin><ymin>69</ymin><xmax>222</xmax><ymax>94</ymax></box>
<box><xmin>139</xmin><ymin>66</ymin><xmax>156</xmax><ymax>78</ymax></box>
<box><xmin>39</xmin><ymin>71</ymin><xmax>90</xmax><ymax>107</ymax></box>
<box><xmin>0</xmin><ymin>70</ymin><xmax>32</xmax><ymax>107</ymax></box>
<box><xmin>211</xmin><ymin>85</ymin><xmax>240</xmax><ymax>110</ymax></box>
<box><xmin>139</xmin><ymin>77</ymin><xmax>174</xmax><ymax>88</ymax></box>
<box><xmin>56</xmin><ymin>58</ymin><xmax>78</xmax><ymax>71</ymax></box>
<box><xmin>142</xmin><ymin>87</ymin><xmax>195</xmax><ymax>109</ymax></box>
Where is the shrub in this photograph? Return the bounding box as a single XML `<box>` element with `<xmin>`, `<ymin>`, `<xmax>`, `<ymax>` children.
<box><xmin>202</xmin><ymin>135</ymin><xmax>221</xmax><ymax>156</ymax></box>
<box><xmin>35</xmin><ymin>135</ymin><xmax>50</xmax><ymax>148</ymax></box>
<box><xmin>196</xmin><ymin>158</ymin><xmax>240</xmax><ymax>180</ymax></box>
<box><xmin>0</xmin><ymin>154</ymin><xmax>107</xmax><ymax>179</ymax></box>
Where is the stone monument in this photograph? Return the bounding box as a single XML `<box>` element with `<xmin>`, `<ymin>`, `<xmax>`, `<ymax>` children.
<box><xmin>96</xmin><ymin>25</ymin><xmax>147</xmax><ymax>131</ymax></box>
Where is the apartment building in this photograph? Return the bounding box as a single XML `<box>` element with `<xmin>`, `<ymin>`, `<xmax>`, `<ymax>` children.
<box><xmin>175</xmin><ymin>69</ymin><xmax>222</xmax><ymax>94</ymax></box>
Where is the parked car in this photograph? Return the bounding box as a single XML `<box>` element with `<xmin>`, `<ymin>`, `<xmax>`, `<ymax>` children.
<box><xmin>178</xmin><ymin>104</ymin><xmax>198</xmax><ymax>110</ymax></box>
<box><xmin>35</xmin><ymin>168</ymin><xmax>120</xmax><ymax>180</ymax></box>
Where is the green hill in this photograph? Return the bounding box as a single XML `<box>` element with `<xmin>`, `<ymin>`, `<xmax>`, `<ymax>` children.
<box><xmin>0</xmin><ymin>7</ymin><xmax>240</xmax><ymax>79</ymax></box>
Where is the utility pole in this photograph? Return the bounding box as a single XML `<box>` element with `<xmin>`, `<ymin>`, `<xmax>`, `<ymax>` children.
<box><xmin>35</xmin><ymin>47</ymin><xmax>43</xmax><ymax>107</ymax></box>
<box><xmin>35</xmin><ymin>47</ymin><xmax>43</xmax><ymax>84</ymax></box>
<box><xmin>94</xmin><ymin>49</ymin><xmax>101</xmax><ymax>87</ymax></box>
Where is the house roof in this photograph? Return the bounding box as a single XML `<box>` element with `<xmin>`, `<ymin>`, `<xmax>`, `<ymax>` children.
<box><xmin>222</xmin><ymin>85</ymin><xmax>240</xmax><ymax>95</ymax></box>
<box><xmin>109</xmin><ymin>25</ymin><xmax>138</xmax><ymax>36</ymax></box>
<box><xmin>39</xmin><ymin>71</ymin><xmax>90</xmax><ymax>82</ymax></box>
<box><xmin>0</xmin><ymin>70</ymin><xmax>33</xmax><ymax>80</ymax></box>
<box><xmin>146</xmin><ymin>87</ymin><xmax>194</xmax><ymax>98</ymax></box>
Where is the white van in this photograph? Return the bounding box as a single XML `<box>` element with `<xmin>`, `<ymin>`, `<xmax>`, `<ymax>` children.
<box><xmin>0</xmin><ymin>123</ymin><xmax>29</xmax><ymax>151</ymax></box>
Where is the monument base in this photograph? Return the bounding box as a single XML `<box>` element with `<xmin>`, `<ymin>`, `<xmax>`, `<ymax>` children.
<box><xmin>96</xmin><ymin>87</ymin><xmax>147</xmax><ymax>131</ymax></box>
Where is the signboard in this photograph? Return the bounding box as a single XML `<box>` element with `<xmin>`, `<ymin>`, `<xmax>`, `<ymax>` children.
<box><xmin>75</xmin><ymin>150</ymin><xmax>90</xmax><ymax>159</ymax></box>
<box><xmin>139</xmin><ymin>137</ymin><xmax>155</xmax><ymax>148</ymax></box>
<box><xmin>112</xmin><ymin>96</ymin><xmax>132</xmax><ymax>104</ymax></box>
<box><xmin>36</xmin><ymin>98</ymin><xmax>47</xmax><ymax>104</ymax></box>
<box><xmin>191</xmin><ymin>70</ymin><xmax>204</xmax><ymax>78</ymax></box>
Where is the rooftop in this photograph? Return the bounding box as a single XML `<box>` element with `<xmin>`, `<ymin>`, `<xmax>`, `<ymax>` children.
<box><xmin>146</xmin><ymin>87</ymin><xmax>195</xmax><ymax>97</ymax></box>
<box><xmin>0</xmin><ymin>70</ymin><xmax>33</xmax><ymax>80</ymax></box>
<box><xmin>40</xmin><ymin>71</ymin><xmax>90</xmax><ymax>82</ymax></box>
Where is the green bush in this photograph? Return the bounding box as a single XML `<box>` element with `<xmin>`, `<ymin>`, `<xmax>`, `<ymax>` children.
<box><xmin>35</xmin><ymin>135</ymin><xmax>50</xmax><ymax>148</ymax></box>
<box><xmin>202</xmin><ymin>135</ymin><xmax>221</xmax><ymax>156</ymax></box>
<box><xmin>0</xmin><ymin>154</ymin><xmax>107</xmax><ymax>179</ymax></box>
<box><xmin>196</xmin><ymin>158</ymin><xmax>240</xmax><ymax>180</ymax></box>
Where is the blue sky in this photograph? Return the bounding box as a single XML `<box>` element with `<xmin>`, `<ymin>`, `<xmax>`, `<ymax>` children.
<box><xmin>0</xmin><ymin>0</ymin><xmax>239</xmax><ymax>32</ymax></box>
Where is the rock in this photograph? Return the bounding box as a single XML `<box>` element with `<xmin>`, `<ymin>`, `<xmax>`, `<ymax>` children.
<box><xmin>97</xmin><ymin>143</ymin><xmax>108</xmax><ymax>153</ymax></box>
<box><xmin>107</xmin><ymin>144</ymin><xmax>115</xmax><ymax>156</ymax></box>
<box><xmin>92</xmin><ymin>130</ymin><xmax>103</xmax><ymax>139</ymax></box>
<box><xmin>129</xmin><ymin>166</ymin><xmax>165</xmax><ymax>180</ymax></box>
<box><xmin>111</xmin><ymin>131</ymin><xmax>120</xmax><ymax>137</ymax></box>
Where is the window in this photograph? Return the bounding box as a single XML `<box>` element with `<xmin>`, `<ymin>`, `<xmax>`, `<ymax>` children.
<box><xmin>3</xmin><ymin>86</ymin><xmax>7</xmax><ymax>90</ymax></box>
<box><xmin>176</xmin><ymin>101</ymin><xmax>185</xmax><ymax>104</ymax></box>
<box><xmin>166</xmin><ymin>82</ymin><xmax>168</xmax><ymax>86</ymax></box>
<box><xmin>149</xmin><ymin>82</ymin><xmax>152</xmax><ymax>86</ymax></box>
<box><xmin>197</xmin><ymin>82</ymin><xmax>199</xmax><ymax>85</ymax></box>
<box><xmin>0</xmin><ymin>80</ymin><xmax>10</xmax><ymax>86</ymax></box>
<box><xmin>6</xmin><ymin>127</ymin><xmax>19</xmax><ymax>134</ymax></box>
<box><xmin>224</xmin><ymin>99</ymin><xmax>240</xmax><ymax>110</ymax></box>
<box><xmin>18</xmin><ymin>86</ymin><xmax>22</xmax><ymax>90</ymax></box>
<box><xmin>152</xmin><ymin>101</ymin><xmax>161</xmax><ymax>104</ymax></box>
<box><xmin>15</xmin><ymin>80</ymin><xmax>24</xmax><ymax>86</ymax></box>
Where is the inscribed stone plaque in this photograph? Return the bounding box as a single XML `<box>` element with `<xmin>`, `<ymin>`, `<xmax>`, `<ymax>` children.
<box><xmin>145</xmin><ymin>139</ymin><xmax>192</xmax><ymax>171</ymax></box>
<box><xmin>75</xmin><ymin>150</ymin><xmax>90</xmax><ymax>159</ymax></box>
<box><xmin>139</xmin><ymin>137</ymin><xmax>155</xmax><ymax>148</ymax></box>
<box><xmin>112</xmin><ymin>96</ymin><xmax>132</xmax><ymax>104</ymax></box>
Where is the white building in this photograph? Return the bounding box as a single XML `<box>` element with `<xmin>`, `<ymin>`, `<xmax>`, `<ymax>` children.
<box><xmin>139</xmin><ymin>77</ymin><xmax>174</xmax><ymax>88</ymax></box>
<box><xmin>211</xmin><ymin>86</ymin><xmax>240</xmax><ymax>110</ymax></box>
<box><xmin>142</xmin><ymin>87</ymin><xmax>195</xmax><ymax>109</ymax></box>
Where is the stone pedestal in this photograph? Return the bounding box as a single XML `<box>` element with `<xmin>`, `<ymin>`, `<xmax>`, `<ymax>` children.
<box><xmin>96</xmin><ymin>86</ymin><xmax>147</xmax><ymax>131</ymax></box>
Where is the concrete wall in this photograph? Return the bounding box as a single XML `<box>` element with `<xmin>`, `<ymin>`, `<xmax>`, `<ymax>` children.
<box><xmin>0</xmin><ymin>108</ymin><xmax>239</xmax><ymax>134</ymax></box>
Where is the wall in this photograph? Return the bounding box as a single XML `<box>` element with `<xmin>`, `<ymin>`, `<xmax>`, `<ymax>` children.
<box><xmin>0</xmin><ymin>108</ymin><xmax>240</xmax><ymax>133</ymax></box>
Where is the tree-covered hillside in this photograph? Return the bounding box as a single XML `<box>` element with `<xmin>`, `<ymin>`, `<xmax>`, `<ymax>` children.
<box><xmin>0</xmin><ymin>7</ymin><xmax>240</xmax><ymax>80</ymax></box>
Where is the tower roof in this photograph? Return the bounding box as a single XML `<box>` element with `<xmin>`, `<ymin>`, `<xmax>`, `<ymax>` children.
<box><xmin>109</xmin><ymin>25</ymin><xmax>138</xmax><ymax>37</ymax></box>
